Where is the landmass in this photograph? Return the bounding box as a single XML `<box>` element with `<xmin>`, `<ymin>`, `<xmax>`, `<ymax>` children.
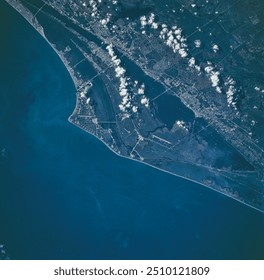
<box><xmin>5</xmin><ymin>0</ymin><xmax>264</xmax><ymax>211</ymax></box>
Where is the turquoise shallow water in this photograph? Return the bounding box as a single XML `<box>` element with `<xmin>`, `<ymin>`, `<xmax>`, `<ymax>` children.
<box><xmin>0</xmin><ymin>1</ymin><xmax>264</xmax><ymax>260</ymax></box>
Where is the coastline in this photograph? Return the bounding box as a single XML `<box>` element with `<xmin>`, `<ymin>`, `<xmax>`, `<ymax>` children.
<box><xmin>2</xmin><ymin>0</ymin><xmax>264</xmax><ymax>261</ymax></box>
<box><xmin>5</xmin><ymin>0</ymin><xmax>264</xmax><ymax>213</ymax></box>
<box><xmin>5</xmin><ymin>0</ymin><xmax>80</xmax><ymax>89</ymax></box>
<box><xmin>69</xmin><ymin>118</ymin><xmax>264</xmax><ymax>214</ymax></box>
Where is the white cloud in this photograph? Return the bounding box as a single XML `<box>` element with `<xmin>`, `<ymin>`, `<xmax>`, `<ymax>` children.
<box><xmin>194</xmin><ymin>39</ymin><xmax>201</xmax><ymax>48</ymax></box>
<box><xmin>176</xmin><ymin>120</ymin><xmax>188</xmax><ymax>131</ymax></box>
<box><xmin>142</xmin><ymin>16</ymin><xmax>189</xmax><ymax>60</ymax></box>
<box><xmin>225</xmin><ymin>77</ymin><xmax>237</xmax><ymax>109</ymax></box>
<box><xmin>120</xmin><ymin>88</ymin><xmax>128</xmax><ymax>97</ymax></box>
<box><xmin>212</xmin><ymin>44</ymin><xmax>219</xmax><ymax>53</ymax></box>
<box><xmin>106</xmin><ymin>44</ymin><xmax>148</xmax><ymax>114</ymax></box>
<box><xmin>188</xmin><ymin>57</ymin><xmax>195</xmax><ymax>68</ymax></box>
<box><xmin>115</xmin><ymin>66</ymin><xmax>126</xmax><ymax>78</ymax></box>
<box><xmin>141</xmin><ymin>96</ymin><xmax>149</xmax><ymax>107</ymax></box>
<box><xmin>138</xmin><ymin>84</ymin><xmax>145</xmax><ymax>95</ymax></box>
<box><xmin>210</xmin><ymin>72</ymin><xmax>220</xmax><ymax>87</ymax></box>
<box><xmin>179</xmin><ymin>48</ymin><xmax>188</xmax><ymax>58</ymax></box>
<box><xmin>195</xmin><ymin>65</ymin><xmax>201</xmax><ymax>72</ymax></box>
<box><xmin>132</xmin><ymin>106</ymin><xmax>138</xmax><ymax>113</ymax></box>
<box><xmin>152</xmin><ymin>22</ymin><xmax>159</xmax><ymax>29</ymax></box>
<box><xmin>140</xmin><ymin>16</ymin><xmax>148</xmax><ymax>28</ymax></box>
<box><xmin>148</xmin><ymin>13</ymin><xmax>155</xmax><ymax>25</ymax></box>
<box><xmin>205</xmin><ymin>64</ymin><xmax>214</xmax><ymax>74</ymax></box>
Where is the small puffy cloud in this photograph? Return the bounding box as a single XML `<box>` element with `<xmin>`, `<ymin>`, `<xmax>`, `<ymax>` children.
<box><xmin>179</xmin><ymin>48</ymin><xmax>188</xmax><ymax>58</ymax></box>
<box><xmin>100</xmin><ymin>19</ymin><xmax>107</xmax><ymax>25</ymax></box>
<box><xmin>212</xmin><ymin>44</ymin><xmax>219</xmax><ymax>53</ymax></box>
<box><xmin>174</xmin><ymin>28</ymin><xmax>182</xmax><ymax>35</ymax></box>
<box><xmin>205</xmin><ymin>65</ymin><xmax>214</xmax><ymax>74</ymax></box>
<box><xmin>254</xmin><ymin>86</ymin><xmax>264</xmax><ymax>93</ymax></box>
<box><xmin>194</xmin><ymin>39</ymin><xmax>201</xmax><ymax>48</ymax></box>
<box><xmin>210</xmin><ymin>72</ymin><xmax>220</xmax><ymax>87</ymax></box>
<box><xmin>151</xmin><ymin>22</ymin><xmax>159</xmax><ymax>29</ymax></box>
<box><xmin>115</xmin><ymin>66</ymin><xmax>126</xmax><ymax>78</ymax></box>
<box><xmin>148</xmin><ymin>13</ymin><xmax>155</xmax><ymax>25</ymax></box>
<box><xmin>176</xmin><ymin>120</ymin><xmax>188</xmax><ymax>131</ymax></box>
<box><xmin>119</xmin><ymin>104</ymin><xmax>126</xmax><ymax>112</ymax></box>
<box><xmin>140</xmin><ymin>16</ymin><xmax>147</xmax><ymax>28</ymax></box>
<box><xmin>132</xmin><ymin>106</ymin><xmax>138</xmax><ymax>113</ymax></box>
<box><xmin>141</xmin><ymin>96</ymin><xmax>149</xmax><ymax>107</ymax></box>
<box><xmin>138</xmin><ymin>84</ymin><xmax>145</xmax><ymax>95</ymax></box>
<box><xmin>204</xmin><ymin>63</ymin><xmax>222</xmax><ymax>91</ymax></box>
<box><xmin>188</xmin><ymin>57</ymin><xmax>195</xmax><ymax>68</ymax></box>
<box><xmin>195</xmin><ymin>65</ymin><xmax>201</xmax><ymax>72</ymax></box>
<box><xmin>120</xmin><ymin>88</ymin><xmax>128</xmax><ymax>97</ymax></box>
<box><xmin>216</xmin><ymin>86</ymin><xmax>222</xmax><ymax>93</ymax></box>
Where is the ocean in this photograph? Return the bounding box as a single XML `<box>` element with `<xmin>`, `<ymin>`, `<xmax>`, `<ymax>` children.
<box><xmin>0</xmin><ymin>0</ymin><xmax>264</xmax><ymax>260</ymax></box>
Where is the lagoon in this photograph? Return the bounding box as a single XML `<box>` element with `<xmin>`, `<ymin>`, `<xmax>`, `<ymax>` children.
<box><xmin>0</xmin><ymin>0</ymin><xmax>264</xmax><ymax>260</ymax></box>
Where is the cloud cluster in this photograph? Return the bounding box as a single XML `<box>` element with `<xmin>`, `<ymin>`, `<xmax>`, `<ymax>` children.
<box><xmin>204</xmin><ymin>62</ymin><xmax>221</xmax><ymax>93</ymax></box>
<box><xmin>106</xmin><ymin>44</ymin><xmax>149</xmax><ymax>116</ymax></box>
<box><xmin>138</xmin><ymin>83</ymin><xmax>145</xmax><ymax>95</ymax></box>
<box><xmin>212</xmin><ymin>44</ymin><xmax>219</xmax><ymax>53</ymax></box>
<box><xmin>188</xmin><ymin>56</ymin><xmax>201</xmax><ymax>72</ymax></box>
<box><xmin>100</xmin><ymin>13</ymin><xmax>111</xmax><ymax>26</ymax></box>
<box><xmin>140</xmin><ymin>13</ymin><xmax>159</xmax><ymax>30</ymax></box>
<box><xmin>139</xmin><ymin>13</ymin><xmax>240</xmax><ymax>110</ymax></box>
<box><xmin>138</xmin><ymin>84</ymin><xmax>149</xmax><ymax>108</ymax></box>
<box><xmin>106</xmin><ymin>44</ymin><xmax>132</xmax><ymax>114</ymax></box>
<box><xmin>203</xmin><ymin>63</ymin><xmax>239</xmax><ymax>110</ymax></box>
<box><xmin>140</xmin><ymin>14</ymin><xmax>203</xmax><ymax>73</ymax></box>
<box><xmin>140</xmin><ymin>13</ymin><xmax>192</xmax><ymax>60</ymax></box>
<box><xmin>255</xmin><ymin>86</ymin><xmax>264</xmax><ymax>93</ymax></box>
<box><xmin>85</xmin><ymin>0</ymin><xmax>112</xmax><ymax>27</ymax></box>
<box><xmin>176</xmin><ymin>120</ymin><xmax>188</xmax><ymax>132</ymax></box>
<box><xmin>87</xmin><ymin>0</ymin><xmax>101</xmax><ymax>18</ymax></box>
<box><xmin>160</xmin><ymin>24</ymin><xmax>189</xmax><ymax>58</ymax></box>
<box><xmin>225</xmin><ymin>77</ymin><xmax>237</xmax><ymax>109</ymax></box>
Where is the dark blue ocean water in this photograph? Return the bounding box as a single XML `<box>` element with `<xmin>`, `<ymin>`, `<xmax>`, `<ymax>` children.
<box><xmin>0</xmin><ymin>1</ymin><xmax>264</xmax><ymax>260</ymax></box>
